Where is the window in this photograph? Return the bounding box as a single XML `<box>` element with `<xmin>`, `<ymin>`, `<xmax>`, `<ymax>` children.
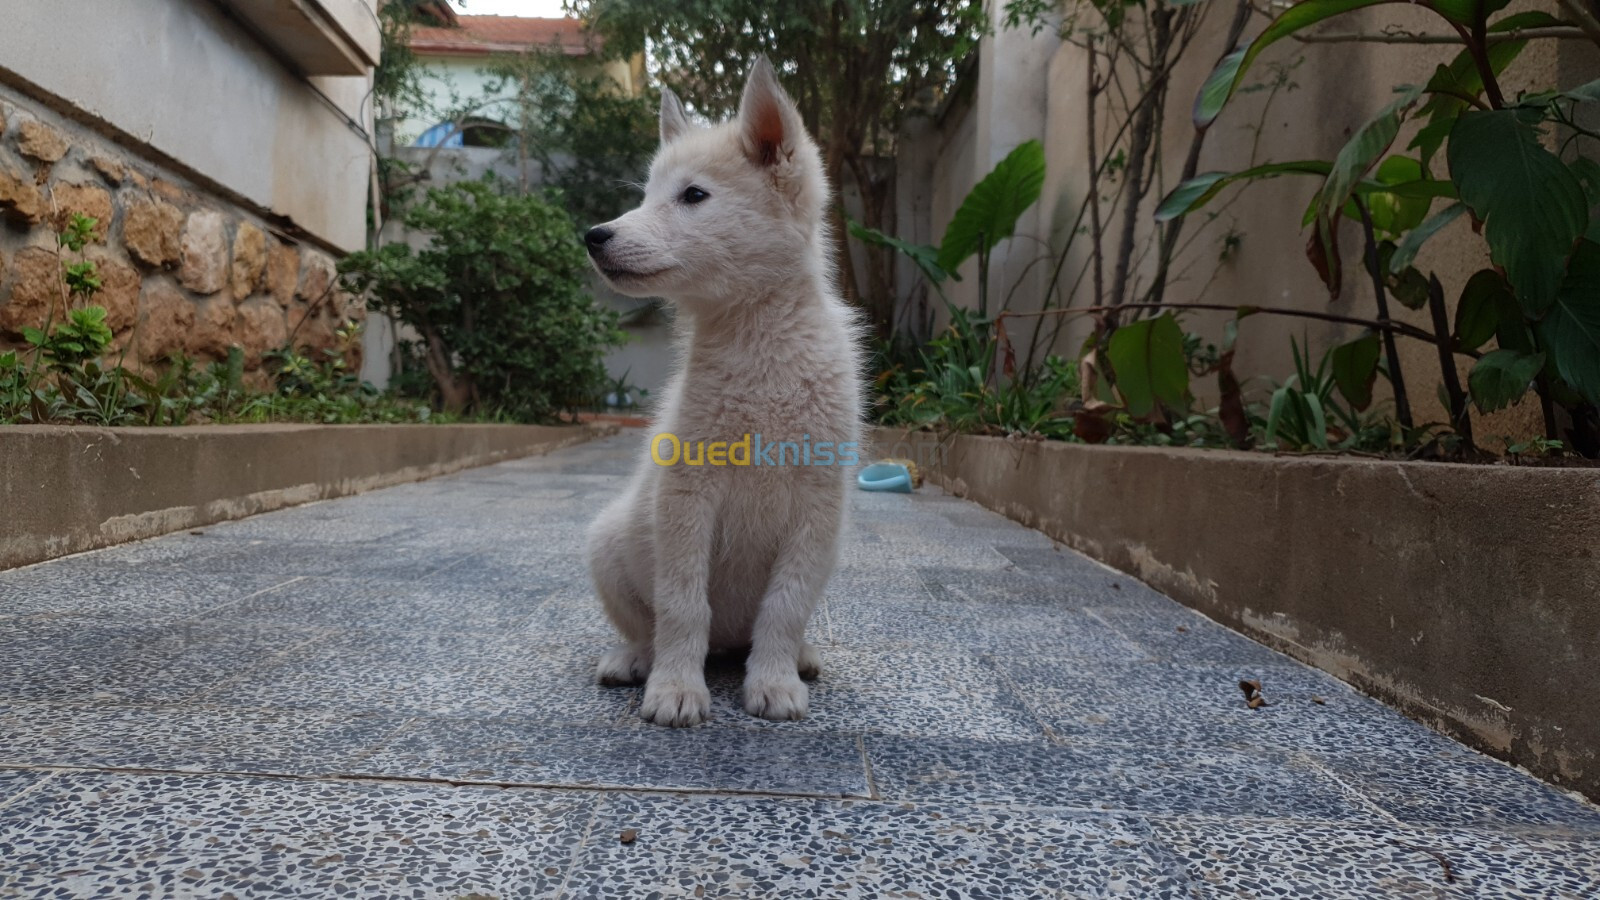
<box><xmin>412</xmin><ymin>117</ymin><xmax>515</xmax><ymax>149</ymax></box>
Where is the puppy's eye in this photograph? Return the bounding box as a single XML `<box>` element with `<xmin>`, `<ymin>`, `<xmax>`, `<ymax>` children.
<box><xmin>680</xmin><ymin>186</ymin><xmax>709</xmax><ymax>205</ymax></box>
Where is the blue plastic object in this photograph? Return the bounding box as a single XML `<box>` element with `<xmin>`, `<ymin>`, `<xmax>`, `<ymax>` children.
<box><xmin>857</xmin><ymin>461</ymin><xmax>913</xmax><ymax>493</ymax></box>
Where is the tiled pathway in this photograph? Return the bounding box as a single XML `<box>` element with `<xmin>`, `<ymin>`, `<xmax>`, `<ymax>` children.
<box><xmin>2</xmin><ymin>432</ymin><xmax>1598</xmax><ymax>897</ymax></box>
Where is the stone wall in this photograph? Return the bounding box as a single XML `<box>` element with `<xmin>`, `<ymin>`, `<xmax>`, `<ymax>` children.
<box><xmin>0</xmin><ymin>88</ymin><xmax>363</xmax><ymax>383</ymax></box>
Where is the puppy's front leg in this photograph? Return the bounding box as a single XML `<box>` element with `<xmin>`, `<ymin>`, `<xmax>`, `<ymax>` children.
<box><xmin>639</xmin><ymin>475</ymin><xmax>717</xmax><ymax>726</ymax></box>
<box><xmin>744</xmin><ymin>494</ymin><xmax>841</xmax><ymax>720</ymax></box>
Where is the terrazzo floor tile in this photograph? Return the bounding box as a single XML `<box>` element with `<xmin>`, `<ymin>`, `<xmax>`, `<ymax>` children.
<box><xmin>566</xmin><ymin>792</ymin><xmax>1193</xmax><ymax>898</ymax></box>
<box><xmin>0</xmin><ymin>704</ymin><xmax>406</xmax><ymax>776</ymax></box>
<box><xmin>356</xmin><ymin>719</ymin><xmax>869</xmax><ymax>797</ymax></box>
<box><xmin>0</xmin><ymin>772</ymin><xmax>595</xmax><ymax>899</ymax></box>
<box><xmin>198</xmin><ymin>511</ymin><xmax>422</xmax><ymax>544</ymax></box>
<box><xmin>1316</xmin><ymin>745</ymin><xmax>1600</xmax><ymax>832</ymax></box>
<box><xmin>206</xmin><ymin>631</ymin><xmax>636</xmax><ymax>724</ymax></box>
<box><xmin>1150</xmin><ymin>819</ymin><xmax>1600</xmax><ymax>898</ymax></box>
<box><xmin>0</xmin><ymin>618</ymin><xmax>323</xmax><ymax>704</ymax></box>
<box><xmin>1088</xmin><ymin>604</ymin><xmax>1302</xmax><ymax>667</ymax></box>
<box><xmin>194</xmin><ymin>576</ymin><xmax>549</xmax><ymax>631</ymax></box>
<box><xmin>0</xmin><ymin>563</ymin><xmax>290</xmax><ymax>621</ymax></box>
<box><xmin>0</xmin><ymin>769</ymin><xmax>51</xmax><ymax>812</ymax></box>
<box><xmin>179</xmin><ymin>539</ymin><xmax>469</xmax><ymax>580</ymax></box>
<box><xmin>865</xmin><ymin>735</ymin><xmax>1374</xmax><ymax>821</ymax></box>
<box><xmin>648</xmin><ymin>654</ymin><xmax>1048</xmax><ymax>743</ymax></box>
<box><xmin>4</xmin><ymin>431</ymin><xmax>1598</xmax><ymax>895</ymax></box>
<box><xmin>1001</xmin><ymin>657</ymin><xmax>1450</xmax><ymax>756</ymax></box>
<box><xmin>425</xmin><ymin>550</ymin><xmax>591</xmax><ymax>589</ymax></box>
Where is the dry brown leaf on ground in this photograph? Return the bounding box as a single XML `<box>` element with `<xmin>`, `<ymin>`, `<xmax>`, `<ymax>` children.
<box><xmin>1239</xmin><ymin>679</ymin><xmax>1267</xmax><ymax>709</ymax></box>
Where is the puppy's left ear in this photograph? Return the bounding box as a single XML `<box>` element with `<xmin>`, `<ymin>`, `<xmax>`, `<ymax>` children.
<box><xmin>737</xmin><ymin>56</ymin><xmax>803</xmax><ymax>168</ymax></box>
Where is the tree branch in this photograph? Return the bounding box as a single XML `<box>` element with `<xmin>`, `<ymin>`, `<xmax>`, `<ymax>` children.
<box><xmin>998</xmin><ymin>301</ymin><xmax>1461</xmax><ymax>350</ymax></box>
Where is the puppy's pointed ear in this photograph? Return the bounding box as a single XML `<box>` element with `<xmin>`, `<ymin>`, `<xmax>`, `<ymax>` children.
<box><xmin>737</xmin><ymin>56</ymin><xmax>802</xmax><ymax>167</ymax></box>
<box><xmin>660</xmin><ymin>86</ymin><xmax>691</xmax><ymax>145</ymax></box>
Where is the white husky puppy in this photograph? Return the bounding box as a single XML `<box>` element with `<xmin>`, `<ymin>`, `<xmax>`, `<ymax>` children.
<box><xmin>581</xmin><ymin>58</ymin><xmax>862</xmax><ymax>726</ymax></box>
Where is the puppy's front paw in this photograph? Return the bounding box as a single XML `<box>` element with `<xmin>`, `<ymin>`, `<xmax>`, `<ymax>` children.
<box><xmin>744</xmin><ymin>674</ymin><xmax>809</xmax><ymax>721</ymax></box>
<box><xmin>596</xmin><ymin>644</ymin><xmax>651</xmax><ymax>686</ymax></box>
<box><xmin>640</xmin><ymin>676</ymin><xmax>710</xmax><ymax>727</ymax></box>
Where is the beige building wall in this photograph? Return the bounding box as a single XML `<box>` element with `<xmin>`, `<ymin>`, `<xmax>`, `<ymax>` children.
<box><xmin>0</xmin><ymin>0</ymin><xmax>377</xmax><ymax>253</ymax></box>
<box><xmin>903</xmin><ymin>1</ymin><xmax>1600</xmax><ymax>443</ymax></box>
<box><xmin>0</xmin><ymin>0</ymin><xmax>378</xmax><ymax>380</ymax></box>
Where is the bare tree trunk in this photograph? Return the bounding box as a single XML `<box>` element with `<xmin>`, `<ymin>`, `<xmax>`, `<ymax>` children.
<box><xmin>1148</xmin><ymin>0</ymin><xmax>1251</xmax><ymax>308</ymax></box>
<box><xmin>1108</xmin><ymin>8</ymin><xmax>1175</xmax><ymax>320</ymax></box>
<box><xmin>419</xmin><ymin>324</ymin><xmax>472</xmax><ymax>414</ymax></box>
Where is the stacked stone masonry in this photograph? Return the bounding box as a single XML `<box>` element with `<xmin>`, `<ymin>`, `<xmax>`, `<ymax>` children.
<box><xmin>0</xmin><ymin>89</ymin><xmax>364</xmax><ymax>382</ymax></box>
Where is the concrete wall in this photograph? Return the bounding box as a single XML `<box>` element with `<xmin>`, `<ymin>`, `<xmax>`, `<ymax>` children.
<box><xmin>0</xmin><ymin>422</ymin><xmax>615</xmax><ymax>572</ymax></box>
<box><xmin>876</xmin><ymin>428</ymin><xmax>1600</xmax><ymax>801</ymax></box>
<box><xmin>0</xmin><ymin>0</ymin><xmax>376</xmax><ymax>254</ymax></box>
<box><xmin>899</xmin><ymin>2</ymin><xmax>1600</xmax><ymax>440</ymax></box>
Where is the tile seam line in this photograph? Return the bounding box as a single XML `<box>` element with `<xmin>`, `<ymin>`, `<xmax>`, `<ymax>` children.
<box><xmin>1295</xmin><ymin>751</ymin><xmax>1406</xmax><ymax>826</ymax></box>
<box><xmin>0</xmin><ymin>763</ymin><xmax>874</xmax><ymax>802</ymax></box>
<box><xmin>553</xmin><ymin>792</ymin><xmax>603</xmax><ymax>900</ymax></box>
<box><xmin>0</xmin><ymin>769</ymin><xmax>57</xmax><ymax>814</ymax></box>
<box><xmin>7</xmin><ymin>760</ymin><xmax>1590</xmax><ymax>836</ymax></box>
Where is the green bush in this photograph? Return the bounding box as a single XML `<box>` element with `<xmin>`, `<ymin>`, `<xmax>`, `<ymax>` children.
<box><xmin>341</xmin><ymin>179</ymin><xmax>623</xmax><ymax>422</ymax></box>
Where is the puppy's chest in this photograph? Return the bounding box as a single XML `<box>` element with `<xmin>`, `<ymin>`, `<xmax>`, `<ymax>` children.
<box><xmin>677</xmin><ymin>357</ymin><xmax>854</xmax><ymax>441</ymax></box>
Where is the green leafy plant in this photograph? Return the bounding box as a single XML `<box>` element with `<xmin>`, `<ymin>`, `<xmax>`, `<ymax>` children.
<box><xmin>479</xmin><ymin>51</ymin><xmax>659</xmax><ymax>227</ymax></box>
<box><xmin>574</xmin><ymin>0</ymin><xmax>990</xmax><ymax>337</ymax></box>
<box><xmin>0</xmin><ymin>350</ymin><xmax>50</xmax><ymax>423</ymax></box>
<box><xmin>1263</xmin><ymin>336</ymin><xmax>1397</xmax><ymax>452</ymax></box>
<box><xmin>853</xmin><ymin>139</ymin><xmax>1046</xmax><ymax>319</ymax></box>
<box><xmin>340</xmin><ymin>179</ymin><xmax>624</xmax><ymax>420</ymax></box>
<box><xmin>876</xmin><ymin>303</ymin><xmax>1077</xmax><ymax>439</ymax></box>
<box><xmin>1160</xmin><ymin>0</ymin><xmax>1600</xmax><ymax>457</ymax></box>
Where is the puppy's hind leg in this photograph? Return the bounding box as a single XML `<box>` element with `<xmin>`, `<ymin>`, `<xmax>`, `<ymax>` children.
<box><xmin>587</xmin><ymin>506</ymin><xmax>653</xmax><ymax>686</ymax></box>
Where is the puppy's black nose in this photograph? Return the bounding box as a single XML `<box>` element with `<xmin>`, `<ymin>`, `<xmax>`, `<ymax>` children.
<box><xmin>585</xmin><ymin>226</ymin><xmax>614</xmax><ymax>254</ymax></box>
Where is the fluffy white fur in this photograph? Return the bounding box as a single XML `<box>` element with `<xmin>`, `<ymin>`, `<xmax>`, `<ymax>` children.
<box><xmin>582</xmin><ymin>58</ymin><xmax>862</xmax><ymax>727</ymax></box>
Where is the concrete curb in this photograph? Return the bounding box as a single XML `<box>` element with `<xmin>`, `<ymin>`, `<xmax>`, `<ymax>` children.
<box><xmin>873</xmin><ymin>427</ymin><xmax>1600</xmax><ymax>801</ymax></box>
<box><xmin>1</xmin><ymin>422</ymin><xmax>617</xmax><ymax>571</ymax></box>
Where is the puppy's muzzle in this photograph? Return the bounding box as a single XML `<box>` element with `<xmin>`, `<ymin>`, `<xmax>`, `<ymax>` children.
<box><xmin>584</xmin><ymin>226</ymin><xmax>614</xmax><ymax>259</ymax></box>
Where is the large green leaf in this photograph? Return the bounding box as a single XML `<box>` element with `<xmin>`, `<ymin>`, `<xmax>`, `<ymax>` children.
<box><xmin>1454</xmin><ymin>269</ymin><xmax>1515</xmax><ymax>351</ymax></box>
<box><xmin>1366</xmin><ymin>156</ymin><xmax>1432</xmax><ymax>237</ymax></box>
<box><xmin>1572</xmin><ymin>156</ymin><xmax>1600</xmax><ymax>243</ymax></box>
<box><xmin>1535</xmin><ymin>240</ymin><xmax>1600</xmax><ymax>404</ymax></box>
<box><xmin>1154</xmin><ymin>161</ymin><xmax>1332</xmax><ymax>222</ymax></box>
<box><xmin>1107</xmin><ymin>313</ymin><xmax>1189</xmax><ymax>418</ymax></box>
<box><xmin>1193</xmin><ymin>50</ymin><xmax>1244</xmax><ymax>128</ymax></box>
<box><xmin>1468</xmin><ymin>349</ymin><xmax>1545</xmax><ymax>413</ymax></box>
<box><xmin>1449</xmin><ymin>110</ymin><xmax>1589</xmax><ymax>313</ymax></box>
<box><xmin>937</xmin><ymin>140</ymin><xmax>1046</xmax><ymax>274</ymax></box>
<box><xmin>1388</xmin><ymin>202</ymin><xmax>1465</xmax><ymax>273</ymax></box>
<box><xmin>1319</xmin><ymin>86</ymin><xmax>1424</xmax><ymax>227</ymax></box>
<box><xmin>1199</xmin><ymin>0</ymin><xmax>1517</xmax><ymax>128</ymax></box>
<box><xmin>1330</xmin><ymin>333</ymin><xmax>1382</xmax><ymax>410</ymax></box>
<box><xmin>1411</xmin><ymin>12</ymin><xmax>1563</xmax><ymax>168</ymax></box>
<box><xmin>1430</xmin><ymin>0</ymin><xmax>1513</xmax><ymax>24</ymax></box>
<box><xmin>1557</xmin><ymin>76</ymin><xmax>1600</xmax><ymax>104</ymax></box>
<box><xmin>1310</xmin><ymin>85</ymin><xmax>1423</xmax><ymax>293</ymax></box>
<box><xmin>848</xmin><ymin>220</ymin><xmax>954</xmax><ymax>284</ymax></box>
<box><xmin>1198</xmin><ymin>0</ymin><xmax>1392</xmax><ymax>127</ymax></box>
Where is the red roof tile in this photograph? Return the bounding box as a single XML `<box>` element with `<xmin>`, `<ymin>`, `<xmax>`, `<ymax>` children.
<box><xmin>408</xmin><ymin>15</ymin><xmax>596</xmax><ymax>57</ymax></box>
